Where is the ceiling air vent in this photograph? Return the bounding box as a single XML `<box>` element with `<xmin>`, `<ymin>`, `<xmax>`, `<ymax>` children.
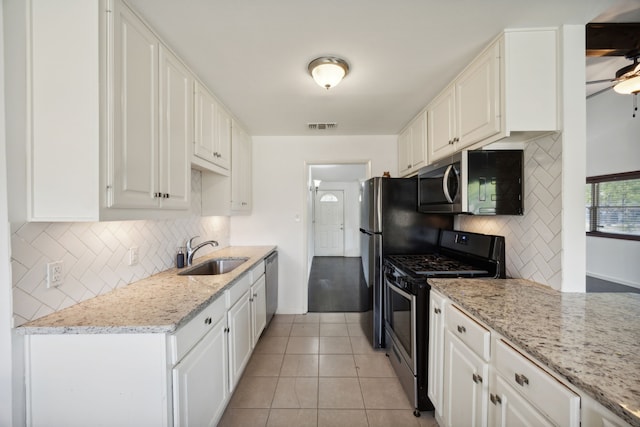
<box><xmin>308</xmin><ymin>122</ymin><xmax>337</xmax><ymax>130</ymax></box>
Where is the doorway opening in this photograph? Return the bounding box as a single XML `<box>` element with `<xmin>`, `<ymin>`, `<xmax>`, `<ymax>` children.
<box><xmin>305</xmin><ymin>162</ymin><xmax>369</xmax><ymax>312</ymax></box>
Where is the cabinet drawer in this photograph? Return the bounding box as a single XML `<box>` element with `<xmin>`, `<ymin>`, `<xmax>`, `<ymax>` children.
<box><xmin>250</xmin><ymin>261</ymin><xmax>265</xmax><ymax>283</ymax></box>
<box><xmin>227</xmin><ymin>273</ymin><xmax>251</xmax><ymax>308</ymax></box>
<box><xmin>170</xmin><ymin>294</ymin><xmax>226</xmax><ymax>365</ymax></box>
<box><xmin>445</xmin><ymin>304</ymin><xmax>490</xmax><ymax>361</ymax></box>
<box><xmin>495</xmin><ymin>339</ymin><xmax>580</xmax><ymax>427</ymax></box>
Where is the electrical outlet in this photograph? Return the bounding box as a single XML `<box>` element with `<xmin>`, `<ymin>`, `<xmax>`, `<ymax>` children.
<box><xmin>128</xmin><ymin>247</ymin><xmax>139</xmax><ymax>266</ymax></box>
<box><xmin>47</xmin><ymin>261</ymin><xmax>63</xmax><ymax>288</ymax></box>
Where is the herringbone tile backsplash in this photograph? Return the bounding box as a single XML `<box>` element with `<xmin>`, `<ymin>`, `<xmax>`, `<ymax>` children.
<box><xmin>459</xmin><ymin>133</ymin><xmax>563</xmax><ymax>289</ymax></box>
<box><xmin>11</xmin><ymin>171</ymin><xmax>230</xmax><ymax>326</ymax></box>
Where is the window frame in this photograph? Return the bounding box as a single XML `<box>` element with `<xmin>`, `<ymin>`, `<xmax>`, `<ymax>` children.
<box><xmin>586</xmin><ymin>170</ymin><xmax>640</xmax><ymax>242</ymax></box>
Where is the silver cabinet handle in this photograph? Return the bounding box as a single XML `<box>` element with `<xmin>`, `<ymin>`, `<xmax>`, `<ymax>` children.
<box><xmin>490</xmin><ymin>393</ymin><xmax>502</xmax><ymax>405</ymax></box>
<box><xmin>457</xmin><ymin>325</ymin><xmax>466</xmax><ymax>333</ymax></box>
<box><xmin>472</xmin><ymin>373</ymin><xmax>483</xmax><ymax>384</ymax></box>
<box><xmin>515</xmin><ymin>373</ymin><xmax>529</xmax><ymax>386</ymax></box>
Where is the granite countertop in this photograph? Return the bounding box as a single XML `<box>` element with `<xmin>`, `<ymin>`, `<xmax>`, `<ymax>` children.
<box><xmin>19</xmin><ymin>246</ymin><xmax>276</xmax><ymax>335</ymax></box>
<box><xmin>429</xmin><ymin>278</ymin><xmax>640</xmax><ymax>427</ymax></box>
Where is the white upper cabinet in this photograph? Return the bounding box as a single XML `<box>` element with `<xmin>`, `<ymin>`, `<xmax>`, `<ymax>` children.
<box><xmin>193</xmin><ymin>82</ymin><xmax>232</xmax><ymax>174</ymax></box>
<box><xmin>6</xmin><ymin>0</ymin><xmax>248</xmax><ymax>222</ymax></box>
<box><xmin>428</xmin><ymin>85</ymin><xmax>457</xmax><ymax>161</ymax></box>
<box><xmin>428</xmin><ymin>42</ymin><xmax>500</xmax><ymax>162</ymax></box>
<box><xmin>456</xmin><ymin>42</ymin><xmax>501</xmax><ymax>148</ymax></box>
<box><xmin>398</xmin><ymin>111</ymin><xmax>427</xmax><ymax>177</ymax></box>
<box><xmin>111</xmin><ymin>2</ymin><xmax>158</xmax><ymax>209</ymax></box>
<box><xmin>111</xmin><ymin>4</ymin><xmax>191</xmax><ymax>210</ymax></box>
<box><xmin>6</xmin><ymin>0</ymin><xmax>198</xmax><ymax>221</ymax></box>
<box><xmin>157</xmin><ymin>46</ymin><xmax>192</xmax><ymax>210</ymax></box>
<box><xmin>426</xmin><ymin>29</ymin><xmax>559</xmax><ymax>163</ymax></box>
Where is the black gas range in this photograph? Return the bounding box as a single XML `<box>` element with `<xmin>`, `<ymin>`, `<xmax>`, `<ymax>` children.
<box><xmin>383</xmin><ymin>229</ymin><xmax>505</xmax><ymax>416</ymax></box>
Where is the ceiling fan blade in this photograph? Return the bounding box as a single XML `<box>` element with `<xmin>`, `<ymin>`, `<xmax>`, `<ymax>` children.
<box><xmin>586</xmin><ymin>79</ymin><xmax>616</xmax><ymax>85</ymax></box>
<box><xmin>586</xmin><ymin>85</ymin><xmax>614</xmax><ymax>99</ymax></box>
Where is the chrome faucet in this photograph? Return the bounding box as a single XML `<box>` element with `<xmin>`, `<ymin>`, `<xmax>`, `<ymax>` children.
<box><xmin>186</xmin><ymin>236</ymin><xmax>219</xmax><ymax>266</ymax></box>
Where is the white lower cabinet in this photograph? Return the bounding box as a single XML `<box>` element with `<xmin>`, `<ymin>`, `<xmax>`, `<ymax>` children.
<box><xmin>489</xmin><ymin>373</ymin><xmax>553</xmax><ymax>427</ymax></box>
<box><xmin>24</xmin><ymin>256</ymin><xmax>273</xmax><ymax>427</ymax></box>
<box><xmin>227</xmin><ymin>273</ymin><xmax>254</xmax><ymax>391</ymax></box>
<box><xmin>493</xmin><ymin>339</ymin><xmax>580</xmax><ymax>427</ymax></box>
<box><xmin>250</xmin><ymin>261</ymin><xmax>267</xmax><ymax>347</ymax></box>
<box><xmin>173</xmin><ymin>316</ymin><xmax>228</xmax><ymax>427</ymax></box>
<box><xmin>431</xmin><ymin>291</ymin><xmax>595</xmax><ymax>427</ymax></box>
<box><xmin>427</xmin><ymin>290</ymin><xmax>446</xmax><ymax>413</ymax></box>
<box><xmin>442</xmin><ymin>324</ymin><xmax>489</xmax><ymax>427</ymax></box>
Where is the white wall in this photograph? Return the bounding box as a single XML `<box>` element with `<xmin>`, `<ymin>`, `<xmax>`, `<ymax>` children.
<box><xmin>230</xmin><ymin>135</ymin><xmax>397</xmax><ymax>314</ymax></box>
<box><xmin>586</xmin><ymin>85</ymin><xmax>640</xmax><ymax>289</ymax></box>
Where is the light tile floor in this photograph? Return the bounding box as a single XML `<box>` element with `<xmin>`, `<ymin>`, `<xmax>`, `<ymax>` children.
<box><xmin>218</xmin><ymin>312</ymin><xmax>438</xmax><ymax>427</ymax></box>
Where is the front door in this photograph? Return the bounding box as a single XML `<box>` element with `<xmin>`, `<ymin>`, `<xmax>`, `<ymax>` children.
<box><xmin>314</xmin><ymin>190</ymin><xmax>345</xmax><ymax>256</ymax></box>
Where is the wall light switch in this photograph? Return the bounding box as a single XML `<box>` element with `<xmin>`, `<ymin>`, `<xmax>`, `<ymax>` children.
<box><xmin>47</xmin><ymin>261</ymin><xmax>63</xmax><ymax>288</ymax></box>
<box><xmin>128</xmin><ymin>247</ymin><xmax>139</xmax><ymax>266</ymax></box>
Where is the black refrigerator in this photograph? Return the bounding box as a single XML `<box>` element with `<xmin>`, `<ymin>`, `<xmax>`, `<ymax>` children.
<box><xmin>359</xmin><ymin>177</ymin><xmax>452</xmax><ymax>349</ymax></box>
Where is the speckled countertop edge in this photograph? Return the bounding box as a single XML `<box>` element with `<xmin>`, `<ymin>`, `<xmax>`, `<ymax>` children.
<box><xmin>18</xmin><ymin>246</ymin><xmax>276</xmax><ymax>335</ymax></box>
<box><xmin>429</xmin><ymin>278</ymin><xmax>640</xmax><ymax>427</ymax></box>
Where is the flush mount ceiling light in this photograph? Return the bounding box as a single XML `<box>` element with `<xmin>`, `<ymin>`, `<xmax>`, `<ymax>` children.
<box><xmin>308</xmin><ymin>56</ymin><xmax>350</xmax><ymax>90</ymax></box>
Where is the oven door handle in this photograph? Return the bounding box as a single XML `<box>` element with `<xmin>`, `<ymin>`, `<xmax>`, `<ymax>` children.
<box><xmin>387</xmin><ymin>281</ymin><xmax>413</xmax><ymax>300</ymax></box>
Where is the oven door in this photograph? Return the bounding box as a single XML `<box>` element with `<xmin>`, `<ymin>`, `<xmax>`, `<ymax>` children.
<box><xmin>384</xmin><ymin>275</ymin><xmax>416</xmax><ymax>373</ymax></box>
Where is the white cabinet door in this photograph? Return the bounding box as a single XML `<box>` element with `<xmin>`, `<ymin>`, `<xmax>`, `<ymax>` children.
<box><xmin>251</xmin><ymin>274</ymin><xmax>267</xmax><ymax>348</ymax></box>
<box><xmin>228</xmin><ymin>290</ymin><xmax>253</xmax><ymax>390</ymax></box>
<box><xmin>427</xmin><ymin>291</ymin><xmax>446</xmax><ymax>414</ymax></box>
<box><xmin>159</xmin><ymin>46</ymin><xmax>192</xmax><ymax>209</ymax></box>
<box><xmin>216</xmin><ymin>106</ymin><xmax>232</xmax><ymax>170</ymax></box>
<box><xmin>428</xmin><ymin>86</ymin><xmax>456</xmax><ymax>162</ymax></box>
<box><xmin>456</xmin><ymin>42</ymin><xmax>501</xmax><ymax>149</ymax></box>
<box><xmin>443</xmin><ymin>329</ymin><xmax>489</xmax><ymax>427</ymax></box>
<box><xmin>173</xmin><ymin>317</ymin><xmax>229</xmax><ymax>427</ymax></box>
<box><xmin>231</xmin><ymin>123</ymin><xmax>252</xmax><ymax>213</ymax></box>
<box><xmin>398</xmin><ymin>126</ymin><xmax>413</xmax><ymax>176</ymax></box>
<box><xmin>111</xmin><ymin>1</ymin><xmax>159</xmax><ymax>208</ymax></box>
<box><xmin>489</xmin><ymin>374</ymin><xmax>553</xmax><ymax>427</ymax></box>
<box><xmin>398</xmin><ymin>112</ymin><xmax>427</xmax><ymax>177</ymax></box>
<box><xmin>409</xmin><ymin>112</ymin><xmax>427</xmax><ymax>170</ymax></box>
<box><xmin>194</xmin><ymin>82</ymin><xmax>231</xmax><ymax>172</ymax></box>
<box><xmin>194</xmin><ymin>82</ymin><xmax>218</xmax><ymax>165</ymax></box>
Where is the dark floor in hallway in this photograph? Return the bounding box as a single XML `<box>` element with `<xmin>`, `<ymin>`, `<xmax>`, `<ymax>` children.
<box><xmin>308</xmin><ymin>257</ymin><xmax>370</xmax><ymax>312</ymax></box>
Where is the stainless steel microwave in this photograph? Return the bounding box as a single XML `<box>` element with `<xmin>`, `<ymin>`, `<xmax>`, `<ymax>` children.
<box><xmin>417</xmin><ymin>150</ymin><xmax>524</xmax><ymax>215</ymax></box>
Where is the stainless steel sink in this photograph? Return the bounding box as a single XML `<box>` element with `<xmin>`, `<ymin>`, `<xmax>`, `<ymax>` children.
<box><xmin>178</xmin><ymin>257</ymin><xmax>249</xmax><ymax>276</ymax></box>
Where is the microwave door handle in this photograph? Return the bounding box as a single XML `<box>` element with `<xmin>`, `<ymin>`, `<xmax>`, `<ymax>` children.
<box><xmin>442</xmin><ymin>165</ymin><xmax>455</xmax><ymax>203</ymax></box>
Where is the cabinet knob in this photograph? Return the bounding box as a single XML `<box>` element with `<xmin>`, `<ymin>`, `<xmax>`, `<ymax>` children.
<box><xmin>204</xmin><ymin>317</ymin><xmax>212</xmax><ymax>325</ymax></box>
<box><xmin>434</xmin><ymin>308</ymin><xmax>441</xmax><ymax>314</ymax></box>
<box><xmin>472</xmin><ymin>373</ymin><xmax>483</xmax><ymax>384</ymax></box>
<box><xmin>490</xmin><ymin>393</ymin><xmax>502</xmax><ymax>405</ymax></box>
<box><xmin>408</xmin><ymin>164</ymin><xmax>412</xmax><ymax>169</ymax></box>
<box><xmin>224</xmin><ymin>327</ymin><xmax>230</xmax><ymax>333</ymax></box>
<box><xmin>457</xmin><ymin>325</ymin><xmax>466</xmax><ymax>333</ymax></box>
<box><xmin>249</xmin><ymin>297</ymin><xmax>254</xmax><ymax>302</ymax></box>
<box><xmin>253</xmin><ymin>293</ymin><xmax>258</xmax><ymax>297</ymax></box>
<box><xmin>453</xmin><ymin>137</ymin><xmax>459</xmax><ymax>143</ymax></box>
<box><xmin>515</xmin><ymin>373</ymin><xmax>529</xmax><ymax>386</ymax></box>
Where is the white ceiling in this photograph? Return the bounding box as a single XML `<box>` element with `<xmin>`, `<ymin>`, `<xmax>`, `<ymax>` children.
<box><xmin>128</xmin><ymin>0</ymin><xmax>638</xmax><ymax>136</ymax></box>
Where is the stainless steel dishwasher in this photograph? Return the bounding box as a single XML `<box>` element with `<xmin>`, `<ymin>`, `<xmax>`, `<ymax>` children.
<box><xmin>265</xmin><ymin>251</ymin><xmax>278</xmax><ymax>326</ymax></box>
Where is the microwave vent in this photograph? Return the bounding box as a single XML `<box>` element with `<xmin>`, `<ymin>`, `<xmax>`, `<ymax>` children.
<box><xmin>308</xmin><ymin>122</ymin><xmax>337</xmax><ymax>130</ymax></box>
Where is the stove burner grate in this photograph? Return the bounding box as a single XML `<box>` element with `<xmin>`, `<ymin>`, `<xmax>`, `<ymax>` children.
<box><xmin>388</xmin><ymin>254</ymin><xmax>489</xmax><ymax>276</ymax></box>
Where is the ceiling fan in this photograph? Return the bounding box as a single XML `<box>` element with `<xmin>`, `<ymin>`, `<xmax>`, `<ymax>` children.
<box><xmin>587</xmin><ymin>53</ymin><xmax>640</xmax><ymax>97</ymax></box>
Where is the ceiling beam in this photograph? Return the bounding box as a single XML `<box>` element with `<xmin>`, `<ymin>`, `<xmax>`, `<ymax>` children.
<box><xmin>586</xmin><ymin>23</ymin><xmax>640</xmax><ymax>57</ymax></box>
